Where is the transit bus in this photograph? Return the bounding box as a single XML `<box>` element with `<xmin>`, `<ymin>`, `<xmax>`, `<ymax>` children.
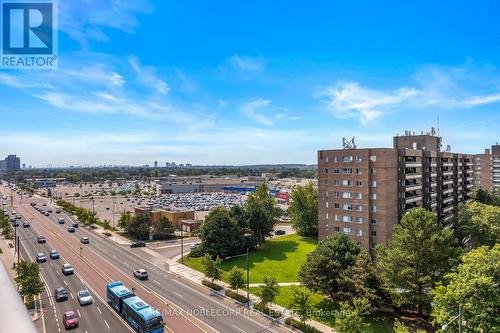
<box><xmin>106</xmin><ymin>281</ymin><xmax>164</xmax><ymax>333</ymax></box>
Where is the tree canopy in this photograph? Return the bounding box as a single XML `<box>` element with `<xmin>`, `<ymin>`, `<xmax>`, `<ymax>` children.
<box><xmin>288</xmin><ymin>182</ymin><xmax>318</xmax><ymax>237</ymax></box>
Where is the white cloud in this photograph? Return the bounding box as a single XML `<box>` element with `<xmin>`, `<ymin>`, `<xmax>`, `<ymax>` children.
<box><xmin>129</xmin><ymin>56</ymin><xmax>169</xmax><ymax>94</ymax></box>
<box><xmin>316</xmin><ymin>65</ymin><xmax>500</xmax><ymax>124</ymax></box>
<box><xmin>240</xmin><ymin>98</ymin><xmax>275</xmax><ymax>125</ymax></box>
<box><xmin>227</xmin><ymin>54</ymin><xmax>265</xmax><ymax>72</ymax></box>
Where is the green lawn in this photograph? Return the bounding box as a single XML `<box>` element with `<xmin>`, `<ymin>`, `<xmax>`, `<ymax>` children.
<box><xmin>182</xmin><ymin>233</ymin><xmax>317</xmax><ymax>283</ymax></box>
<box><xmin>251</xmin><ymin>285</ymin><xmax>394</xmax><ymax>333</ymax></box>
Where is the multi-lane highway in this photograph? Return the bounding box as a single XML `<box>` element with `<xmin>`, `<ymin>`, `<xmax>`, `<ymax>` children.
<box><xmin>1</xmin><ymin>184</ymin><xmax>290</xmax><ymax>333</ymax></box>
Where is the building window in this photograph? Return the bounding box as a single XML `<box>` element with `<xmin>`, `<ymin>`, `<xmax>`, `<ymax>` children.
<box><xmin>371</xmin><ymin>242</ymin><xmax>376</xmax><ymax>249</ymax></box>
<box><xmin>343</xmin><ymin>204</ymin><xmax>353</xmax><ymax>211</ymax></box>
<box><xmin>334</xmin><ymin>179</ymin><xmax>340</xmax><ymax>186</ymax></box>
<box><xmin>343</xmin><ymin>215</ymin><xmax>353</xmax><ymax>223</ymax></box>
<box><xmin>325</xmin><ymin>191</ymin><xmax>328</xmax><ymax>197</ymax></box>
<box><xmin>325</xmin><ymin>157</ymin><xmax>329</xmax><ymax>163</ymax></box>
<box><xmin>342</xmin><ymin>156</ymin><xmax>353</xmax><ymax>163</ymax></box>
<box><xmin>356</xmin><ymin>229</ymin><xmax>363</xmax><ymax>236</ymax></box>
<box><xmin>370</xmin><ymin>168</ymin><xmax>376</xmax><ymax>175</ymax></box>
<box><xmin>371</xmin><ymin>205</ymin><xmax>377</xmax><ymax>212</ymax></box>
<box><xmin>370</xmin><ymin>180</ymin><xmax>377</xmax><ymax>187</ymax></box>
<box><xmin>334</xmin><ymin>226</ymin><xmax>340</xmax><ymax>232</ymax></box>
<box><xmin>356</xmin><ymin>180</ymin><xmax>363</xmax><ymax>187</ymax></box>
<box><xmin>342</xmin><ymin>192</ymin><xmax>352</xmax><ymax>199</ymax></box>
<box><xmin>356</xmin><ymin>217</ymin><xmax>363</xmax><ymax>224</ymax></box>
<box><xmin>356</xmin><ymin>156</ymin><xmax>363</xmax><ymax>162</ymax></box>
<box><xmin>370</xmin><ymin>155</ymin><xmax>377</xmax><ymax>162</ymax></box>
<box><xmin>325</xmin><ymin>168</ymin><xmax>328</xmax><ymax>173</ymax></box>
<box><xmin>334</xmin><ymin>156</ymin><xmax>339</xmax><ymax>163</ymax></box>
<box><xmin>334</xmin><ymin>191</ymin><xmax>340</xmax><ymax>198</ymax></box>
<box><xmin>325</xmin><ymin>202</ymin><xmax>329</xmax><ymax>208</ymax></box>
<box><xmin>370</xmin><ymin>193</ymin><xmax>377</xmax><ymax>200</ymax></box>
<box><xmin>334</xmin><ymin>215</ymin><xmax>340</xmax><ymax>221</ymax></box>
<box><xmin>343</xmin><ymin>168</ymin><xmax>353</xmax><ymax>174</ymax></box>
<box><xmin>325</xmin><ymin>213</ymin><xmax>329</xmax><ymax>219</ymax></box>
<box><xmin>355</xmin><ymin>192</ymin><xmax>362</xmax><ymax>199</ymax></box>
<box><xmin>370</xmin><ymin>230</ymin><xmax>377</xmax><ymax>237</ymax></box>
<box><xmin>334</xmin><ymin>168</ymin><xmax>340</xmax><ymax>174</ymax></box>
<box><xmin>343</xmin><ymin>227</ymin><xmax>352</xmax><ymax>234</ymax></box>
<box><xmin>370</xmin><ymin>219</ymin><xmax>377</xmax><ymax>224</ymax></box>
<box><xmin>342</xmin><ymin>180</ymin><xmax>352</xmax><ymax>187</ymax></box>
<box><xmin>334</xmin><ymin>203</ymin><xmax>340</xmax><ymax>209</ymax></box>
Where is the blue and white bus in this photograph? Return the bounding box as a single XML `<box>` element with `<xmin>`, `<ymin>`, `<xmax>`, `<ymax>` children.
<box><xmin>107</xmin><ymin>281</ymin><xmax>164</xmax><ymax>333</ymax></box>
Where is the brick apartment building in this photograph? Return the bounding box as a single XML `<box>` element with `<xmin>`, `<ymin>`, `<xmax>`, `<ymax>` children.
<box><xmin>318</xmin><ymin>130</ymin><xmax>499</xmax><ymax>256</ymax></box>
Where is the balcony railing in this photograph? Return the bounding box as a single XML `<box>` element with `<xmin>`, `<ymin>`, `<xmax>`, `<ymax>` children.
<box><xmin>405</xmin><ymin>195</ymin><xmax>422</xmax><ymax>204</ymax></box>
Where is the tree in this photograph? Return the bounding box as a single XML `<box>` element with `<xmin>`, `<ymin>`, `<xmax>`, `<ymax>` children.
<box><xmin>473</xmin><ymin>188</ymin><xmax>500</xmax><ymax>206</ymax></box>
<box><xmin>228</xmin><ymin>267</ymin><xmax>245</xmax><ymax>294</ymax></box>
<box><xmin>201</xmin><ymin>253</ymin><xmax>222</xmax><ymax>283</ymax></box>
<box><xmin>289</xmin><ymin>182</ymin><xmax>318</xmax><ymax>236</ymax></box>
<box><xmin>199</xmin><ymin>208</ymin><xmax>246</xmax><ymax>258</ymax></box>
<box><xmin>288</xmin><ymin>286</ymin><xmax>313</xmax><ymax>324</ymax></box>
<box><xmin>377</xmin><ymin>208</ymin><xmax>460</xmax><ymax>318</ymax></box>
<box><xmin>334</xmin><ymin>298</ymin><xmax>372</xmax><ymax>333</ymax></box>
<box><xmin>453</xmin><ymin>202</ymin><xmax>500</xmax><ymax>249</ymax></box>
<box><xmin>128</xmin><ymin>213</ymin><xmax>152</xmax><ymax>240</ymax></box>
<box><xmin>299</xmin><ymin>233</ymin><xmax>361</xmax><ymax>301</ymax></box>
<box><xmin>432</xmin><ymin>245</ymin><xmax>500</xmax><ymax>333</ymax></box>
<box><xmin>153</xmin><ymin>216</ymin><xmax>175</xmax><ymax>240</ymax></box>
<box><xmin>118</xmin><ymin>212</ymin><xmax>133</xmax><ymax>230</ymax></box>
<box><xmin>245</xmin><ymin>184</ymin><xmax>282</xmax><ymax>246</ymax></box>
<box><xmin>14</xmin><ymin>260</ymin><xmax>45</xmax><ymax>299</ymax></box>
<box><xmin>259</xmin><ymin>276</ymin><xmax>279</xmax><ymax>309</ymax></box>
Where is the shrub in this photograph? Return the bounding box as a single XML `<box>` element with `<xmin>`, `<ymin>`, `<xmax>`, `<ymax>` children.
<box><xmin>285</xmin><ymin>318</ymin><xmax>322</xmax><ymax>333</ymax></box>
<box><xmin>253</xmin><ymin>302</ymin><xmax>282</xmax><ymax>319</ymax></box>
<box><xmin>103</xmin><ymin>231</ymin><xmax>112</xmax><ymax>237</ymax></box>
<box><xmin>201</xmin><ymin>279</ymin><xmax>223</xmax><ymax>291</ymax></box>
<box><xmin>189</xmin><ymin>245</ymin><xmax>204</xmax><ymax>257</ymax></box>
<box><xmin>225</xmin><ymin>289</ymin><xmax>248</xmax><ymax>303</ymax></box>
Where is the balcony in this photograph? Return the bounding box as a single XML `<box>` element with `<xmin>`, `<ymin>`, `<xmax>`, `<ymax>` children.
<box><xmin>442</xmin><ymin>179</ymin><xmax>453</xmax><ymax>185</ymax></box>
<box><xmin>442</xmin><ymin>171</ymin><xmax>453</xmax><ymax>176</ymax></box>
<box><xmin>430</xmin><ymin>172</ymin><xmax>437</xmax><ymax>177</ymax></box>
<box><xmin>405</xmin><ymin>195</ymin><xmax>422</xmax><ymax>204</ymax></box>
<box><xmin>443</xmin><ymin>214</ymin><xmax>454</xmax><ymax>222</ymax></box>
<box><xmin>443</xmin><ymin>188</ymin><xmax>454</xmax><ymax>194</ymax></box>
<box><xmin>405</xmin><ymin>173</ymin><xmax>422</xmax><ymax>180</ymax></box>
<box><xmin>430</xmin><ymin>192</ymin><xmax>437</xmax><ymax>198</ymax></box>
<box><xmin>430</xmin><ymin>163</ymin><xmax>437</xmax><ymax>167</ymax></box>
<box><xmin>443</xmin><ymin>197</ymin><xmax>454</xmax><ymax>204</ymax></box>
<box><xmin>431</xmin><ymin>202</ymin><xmax>437</xmax><ymax>208</ymax></box>
<box><xmin>442</xmin><ymin>162</ymin><xmax>454</xmax><ymax>167</ymax></box>
<box><xmin>405</xmin><ymin>184</ymin><xmax>422</xmax><ymax>191</ymax></box>
<box><xmin>443</xmin><ymin>205</ymin><xmax>454</xmax><ymax>213</ymax></box>
<box><xmin>405</xmin><ymin>162</ymin><xmax>421</xmax><ymax>168</ymax></box>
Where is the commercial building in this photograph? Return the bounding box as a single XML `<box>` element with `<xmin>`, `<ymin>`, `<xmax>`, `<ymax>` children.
<box><xmin>0</xmin><ymin>155</ymin><xmax>21</xmax><ymax>172</ymax></box>
<box><xmin>318</xmin><ymin>129</ymin><xmax>483</xmax><ymax>256</ymax></box>
<box><xmin>154</xmin><ymin>176</ymin><xmax>261</xmax><ymax>194</ymax></box>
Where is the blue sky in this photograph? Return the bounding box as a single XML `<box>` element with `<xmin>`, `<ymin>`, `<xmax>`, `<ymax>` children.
<box><xmin>1</xmin><ymin>0</ymin><xmax>499</xmax><ymax>167</ymax></box>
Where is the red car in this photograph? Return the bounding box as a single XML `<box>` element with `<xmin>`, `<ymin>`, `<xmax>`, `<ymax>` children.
<box><xmin>63</xmin><ymin>311</ymin><xmax>79</xmax><ymax>329</ymax></box>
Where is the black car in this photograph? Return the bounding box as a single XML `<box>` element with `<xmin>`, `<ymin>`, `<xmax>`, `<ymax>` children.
<box><xmin>37</xmin><ymin>236</ymin><xmax>46</xmax><ymax>243</ymax></box>
<box><xmin>72</xmin><ymin>222</ymin><xmax>79</xmax><ymax>228</ymax></box>
<box><xmin>12</xmin><ymin>220</ymin><xmax>19</xmax><ymax>227</ymax></box>
<box><xmin>22</xmin><ymin>221</ymin><xmax>30</xmax><ymax>228</ymax></box>
<box><xmin>130</xmin><ymin>241</ymin><xmax>146</xmax><ymax>248</ymax></box>
<box><xmin>54</xmin><ymin>287</ymin><xmax>68</xmax><ymax>302</ymax></box>
<box><xmin>274</xmin><ymin>229</ymin><xmax>286</xmax><ymax>235</ymax></box>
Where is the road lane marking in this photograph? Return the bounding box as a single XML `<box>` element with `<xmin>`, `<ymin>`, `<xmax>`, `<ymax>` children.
<box><xmin>56</xmin><ymin>271</ymin><xmax>60</xmax><ymax>276</ymax></box>
<box><xmin>104</xmin><ymin>320</ymin><xmax>110</xmax><ymax>329</ymax></box>
<box><xmin>70</xmin><ymin>292</ymin><xmax>74</xmax><ymax>299</ymax></box>
<box><xmin>77</xmin><ymin>309</ymin><xmax>81</xmax><ymax>317</ymax></box>
<box><xmin>231</xmin><ymin>325</ymin><xmax>246</xmax><ymax>333</ymax></box>
<box><xmin>63</xmin><ymin>280</ymin><xmax>68</xmax><ymax>286</ymax></box>
<box><xmin>173</xmin><ymin>291</ymin><xmax>182</xmax><ymax>297</ymax></box>
<box><xmin>97</xmin><ymin>306</ymin><xmax>102</xmax><ymax>315</ymax></box>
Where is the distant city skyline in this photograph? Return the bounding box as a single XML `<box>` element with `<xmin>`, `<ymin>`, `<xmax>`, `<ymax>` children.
<box><xmin>1</xmin><ymin>1</ymin><xmax>499</xmax><ymax>166</ymax></box>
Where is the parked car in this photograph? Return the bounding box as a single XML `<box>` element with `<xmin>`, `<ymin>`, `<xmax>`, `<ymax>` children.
<box><xmin>22</xmin><ymin>221</ymin><xmax>30</xmax><ymax>228</ymax></box>
<box><xmin>274</xmin><ymin>229</ymin><xmax>286</xmax><ymax>235</ymax></box>
<box><xmin>80</xmin><ymin>237</ymin><xmax>89</xmax><ymax>244</ymax></box>
<box><xmin>55</xmin><ymin>209</ymin><xmax>61</xmax><ymax>214</ymax></box>
<box><xmin>72</xmin><ymin>222</ymin><xmax>79</xmax><ymax>228</ymax></box>
<box><xmin>63</xmin><ymin>311</ymin><xmax>79</xmax><ymax>329</ymax></box>
<box><xmin>37</xmin><ymin>235</ymin><xmax>46</xmax><ymax>243</ymax></box>
<box><xmin>67</xmin><ymin>226</ymin><xmax>75</xmax><ymax>233</ymax></box>
<box><xmin>130</xmin><ymin>241</ymin><xmax>146</xmax><ymax>248</ymax></box>
<box><xmin>190</xmin><ymin>242</ymin><xmax>201</xmax><ymax>250</ymax></box>
<box><xmin>62</xmin><ymin>263</ymin><xmax>74</xmax><ymax>275</ymax></box>
<box><xmin>77</xmin><ymin>290</ymin><xmax>94</xmax><ymax>305</ymax></box>
<box><xmin>44</xmin><ymin>212</ymin><xmax>50</xmax><ymax>216</ymax></box>
<box><xmin>58</xmin><ymin>218</ymin><xmax>65</xmax><ymax>224</ymax></box>
<box><xmin>133</xmin><ymin>269</ymin><xmax>148</xmax><ymax>280</ymax></box>
<box><xmin>47</xmin><ymin>209</ymin><xmax>52</xmax><ymax>213</ymax></box>
<box><xmin>12</xmin><ymin>220</ymin><xmax>19</xmax><ymax>227</ymax></box>
<box><xmin>55</xmin><ymin>287</ymin><xmax>68</xmax><ymax>302</ymax></box>
<box><xmin>36</xmin><ymin>253</ymin><xmax>47</xmax><ymax>263</ymax></box>
<box><xmin>49</xmin><ymin>250</ymin><xmax>60</xmax><ymax>259</ymax></box>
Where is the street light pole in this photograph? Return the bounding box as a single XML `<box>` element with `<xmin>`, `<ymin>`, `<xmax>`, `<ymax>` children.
<box><xmin>246</xmin><ymin>247</ymin><xmax>249</xmax><ymax>307</ymax></box>
<box><xmin>181</xmin><ymin>226</ymin><xmax>184</xmax><ymax>263</ymax></box>
<box><xmin>442</xmin><ymin>304</ymin><xmax>463</xmax><ymax>333</ymax></box>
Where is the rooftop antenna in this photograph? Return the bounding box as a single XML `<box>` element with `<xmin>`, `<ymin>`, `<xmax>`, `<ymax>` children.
<box><xmin>342</xmin><ymin>137</ymin><xmax>356</xmax><ymax>150</ymax></box>
<box><xmin>437</xmin><ymin>115</ymin><xmax>440</xmax><ymax>137</ymax></box>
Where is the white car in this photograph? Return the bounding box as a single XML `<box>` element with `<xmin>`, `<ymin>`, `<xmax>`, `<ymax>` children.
<box><xmin>133</xmin><ymin>269</ymin><xmax>148</xmax><ymax>280</ymax></box>
<box><xmin>77</xmin><ymin>290</ymin><xmax>94</xmax><ymax>305</ymax></box>
<box><xmin>62</xmin><ymin>263</ymin><xmax>74</xmax><ymax>275</ymax></box>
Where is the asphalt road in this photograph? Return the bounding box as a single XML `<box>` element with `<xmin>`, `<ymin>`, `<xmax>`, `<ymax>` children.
<box><xmin>2</xmin><ymin>185</ymin><xmax>291</xmax><ymax>333</ymax></box>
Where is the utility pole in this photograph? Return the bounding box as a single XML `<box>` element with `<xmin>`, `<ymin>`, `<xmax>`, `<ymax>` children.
<box><xmin>180</xmin><ymin>226</ymin><xmax>184</xmax><ymax>263</ymax></box>
<box><xmin>458</xmin><ymin>304</ymin><xmax>462</xmax><ymax>333</ymax></box>
<box><xmin>17</xmin><ymin>235</ymin><xmax>20</xmax><ymax>274</ymax></box>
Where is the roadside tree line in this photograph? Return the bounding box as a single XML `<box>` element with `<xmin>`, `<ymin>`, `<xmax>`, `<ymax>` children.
<box><xmin>118</xmin><ymin>212</ymin><xmax>175</xmax><ymax>241</ymax></box>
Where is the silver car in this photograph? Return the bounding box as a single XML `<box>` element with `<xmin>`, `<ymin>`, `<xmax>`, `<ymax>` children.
<box><xmin>77</xmin><ymin>290</ymin><xmax>94</xmax><ymax>305</ymax></box>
